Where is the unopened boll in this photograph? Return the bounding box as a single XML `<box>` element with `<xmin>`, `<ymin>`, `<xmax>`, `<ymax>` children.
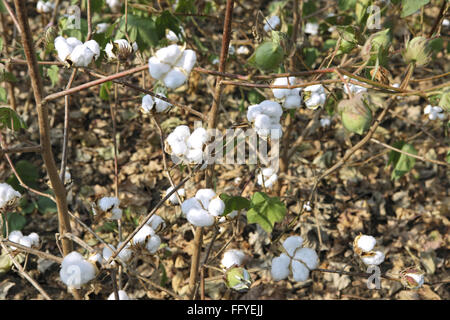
<box><xmin>166</xmin><ymin>186</ymin><xmax>185</xmax><ymax>205</ymax></box>
<box><xmin>108</xmin><ymin>290</ymin><xmax>130</xmax><ymax>300</ymax></box>
<box><xmin>0</xmin><ymin>183</ymin><xmax>21</xmax><ymax>210</ymax></box>
<box><xmin>105</xmin><ymin>39</ymin><xmax>138</xmax><ymax>61</ymax></box>
<box><xmin>221</xmin><ymin>249</ymin><xmax>246</xmax><ymax>269</ymax></box>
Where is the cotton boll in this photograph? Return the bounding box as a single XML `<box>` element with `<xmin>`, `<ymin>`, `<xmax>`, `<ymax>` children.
<box><xmin>282</xmin><ymin>236</ymin><xmax>304</xmax><ymax>257</ymax></box>
<box><xmin>166</xmin><ymin>30</ymin><xmax>179</xmax><ymax>42</ymax></box>
<box><xmin>181</xmin><ymin>198</ymin><xmax>202</xmax><ymax>216</ymax></box>
<box><xmin>236</xmin><ymin>46</ymin><xmax>250</xmax><ymax>55</ymax></box>
<box><xmin>254</xmin><ymin>114</ymin><xmax>271</xmax><ymax>130</ymax></box>
<box><xmin>141</xmin><ymin>94</ymin><xmax>154</xmax><ymax>113</ymax></box>
<box><xmin>132</xmin><ymin>42</ymin><xmax>138</xmax><ymax>52</ymax></box>
<box><xmin>271</xmin><ymin>253</ymin><xmax>290</xmax><ymax>281</ymax></box>
<box><xmin>68</xmin><ymin>44</ymin><xmax>95</xmax><ymax>67</ymax></box>
<box><xmin>28</xmin><ymin>233</ymin><xmax>40</xmax><ymax>247</ymax></box>
<box><xmin>37</xmin><ymin>1</ymin><xmax>55</xmax><ymax>13</ymax></box>
<box><xmin>175</xmin><ymin>50</ymin><xmax>197</xmax><ymax>74</ymax></box>
<box><xmin>84</xmin><ymin>40</ymin><xmax>100</xmax><ymax>60</ymax></box>
<box><xmin>102</xmin><ymin>245</ymin><xmax>115</xmax><ymax>263</ymax></box>
<box><xmin>166</xmin><ymin>186</ymin><xmax>185</xmax><ymax>205</ymax></box>
<box><xmin>187</xmin><ymin>127</ymin><xmax>209</xmax><ymax>149</ymax></box>
<box><xmin>293</xmin><ymin>248</ymin><xmax>318</xmax><ymax>270</ymax></box>
<box><xmin>61</xmin><ymin>251</ymin><xmax>84</xmax><ymax>269</ymax></box>
<box><xmin>304</xmin><ymin>22</ymin><xmax>319</xmax><ymax>35</ymax></box>
<box><xmin>168</xmin><ymin>139</ymin><xmax>187</xmax><ymax>156</ymax></box>
<box><xmin>132</xmin><ymin>225</ymin><xmax>154</xmax><ymax>245</ymax></box>
<box><xmin>96</xmin><ymin>23</ymin><xmax>110</xmax><ymax>34</ymax></box>
<box><xmin>54</xmin><ymin>37</ymin><xmax>73</xmax><ymax>62</ymax></box>
<box><xmin>269</xmin><ymin>123</ymin><xmax>283</xmax><ymax>139</ymax></box>
<box><xmin>108</xmin><ymin>290</ymin><xmax>130</xmax><ymax>300</ymax></box>
<box><xmin>272</xmin><ymin>77</ymin><xmax>296</xmax><ymax>99</ymax></box>
<box><xmin>264</xmin><ymin>173</ymin><xmax>278</xmax><ymax>188</ymax></box>
<box><xmin>110</xmin><ymin>207</ymin><xmax>122</xmax><ymax>220</ymax></box>
<box><xmin>355</xmin><ymin>235</ymin><xmax>376</xmax><ymax>253</ymax></box>
<box><xmin>208</xmin><ymin>197</ymin><xmax>225</xmax><ymax>216</ymax></box>
<box><xmin>98</xmin><ymin>197</ymin><xmax>120</xmax><ymax>212</ymax></box>
<box><xmin>19</xmin><ymin>236</ymin><xmax>33</xmax><ymax>248</ymax></box>
<box><xmin>145</xmin><ymin>234</ymin><xmax>161</xmax><ymax>254</ymax></box>
<box><xmin>147</xmin><ymin>215</ymin><xmax>166</xmax><ymax>231</ymax></box>
<box><xmin>195</xmin><ymin>189</ymin><xmax>216</xmax><ymax>209</ymax></box>
<box><xmin>246</xmin><ymin>105</ymin><xmax>262</xmax><ymax>122</ymax></box>
<box><xmin>106</xmin><ymin>0</ymin><xmax>122</xmax><ymax>12</ymax></box>
<box><xmin>305</xmin><ymin>92</ymin><xmax>326</xmax><ymax>109</ymax></box>
<box><xmin>60</xmin><ymin>259</ymin><xmax>96</xmax><ymax>288</ymax></box>
<box><xmin>156</xmin><ymin>44</ymin><xmax>182</xmax><ymax>65</ymax></box>
<box><xmin>66</xmin><ymin>37</ymin><xmax>83</xmax><ymax>50</ymax></box>
<box><xmin>117</xmin><ymin>242</ymin><xmax>133</xmax><ymax>263</ymax></box>
<box><xmin>264</xmin><ymin>15</ymin><xmax>280</xmax><ymax>32</ymax></box>
<box><xmin>185</xmin><ymin>148</ymin><xmax>204</xmax><ymax>163</ymax></box>
<box><xmin>154</xmin><ymin>94</ymin><xmax>172</xmax><ymax>113</ymax></box>
<box><xmin>259</xmin><ymin>100</ymin><xmax>283</xmax><ymax>119</ymax></box>
<box><xmin>163</xmin><ymin>68</ymin><xmax>188</xmax><ymax>89</ymax></box>
<box><xmin>186</xmin><ymin>208</ymin><xmax>215</xmax><ymax>227</ymax></box>
<box><xmin>0</xmin><ymin>183</ymin><xmax>21</xmax><ymax>210</ymax></box>
<box><xmin>172</xmin><ymin>125</ymin><xmax>191</xmax><ymax>141</ymax></box>
<box><xmin>291</xmin><ymin>260</ymin><xmax>310</xmax><ymax>282</ymax></box>
<box><xmin>221</xmin><ymin>249</ymin><xmax>246</xmax><ymax>269</ymax></box>
<box><xmin>320</xmin><ymin>117</ymin><xmax>331</xmax><ymax>127</ymax></box>
<box><xmin>361</xmin><ymin>251</ymin><xmax>385</xmax><ymax>266</ymax></box>
<box><xmin>283</xmin><ymin>94</ymin><xmax>302</xmax><ymax>109</ymax></box>
<box><xmin>104</xmin><ymin>43</ymin><xmax>115</xmax><ymax>60</ymax></box>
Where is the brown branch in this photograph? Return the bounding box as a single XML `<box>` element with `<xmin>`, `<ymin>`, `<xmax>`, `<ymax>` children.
<box><xmin>0</xmin><ymin>145</ymin><xmax>41</xmax><ymax>156</ymax></box>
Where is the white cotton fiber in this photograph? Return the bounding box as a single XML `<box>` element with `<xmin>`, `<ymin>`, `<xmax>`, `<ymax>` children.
<box><xmin>163</xmin><ymin>68</ymin><xmax>188</xmax><ymax>89</ymax></box>
<box><xmin>282</xmin><ymin>236</ymin><xmax>304</xmax><ymax>257</ymax></box>
<box><xmin>186</xmin><ymin>208</ymin><xmax>215</xmax><ymax>227</ymax></box>
<box><xmin>271</xmin><ymin>253</ymin><xmax>290</xmax><ymax>281</ymax></box>
<box><xmin>291</xmin><ymin>260</ymin><xmax>310</xmax><ymax>282</ymax></box>
<box><xmin>208</xmin><ymin>197</ymin><xmax>225</xmax><ymax>216</ymax></box>
<box><xmin>293</xmin><ymin>247</ymin><xmax>318</xmax><ymax>270</ymax></box>
<box><xmin>195</xmin><ymin>189</ymin><xmax>216</xmax><ymax>208</ymax></box>
<box><xmin>221</xmin><ymin>249</ymin><xmax>246</xmax><ymax>268</ymax></box>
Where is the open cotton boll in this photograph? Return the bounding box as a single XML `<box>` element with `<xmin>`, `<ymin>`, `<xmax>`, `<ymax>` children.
<box><xmin>320</xmin><ymin>117</ymin><xmax>331</xmax><ymax>127</ymax></box>
<box><xmin>175</xmin><ymin>50</ymin><xmax>197</xmax><ymax>74</ymax></box>
<box><xmin>149</xmin><ymin>57</ymin><xmax>171</xmax><ymax>80</ymax></box>
<box><xmin>236</xmin><ymin>46</ymin><xmax>250</xmax><ymax>55</ymax></box>
<box><xmin>132</xmin><ymin>225</ymin><xmax>154</xmax><ymax>245</ymax></box>
<box><xmin>221</xmin><ymin>249</ymin><xmax>246</xmax><ymax>269</ymax></box>
<box><xmin>98</xmin><ymin>197</ymin><xmax>120</xmax><ymax>212</ymax></box>
<box><xmin>361</xmin><ymin>251</ymin><xmax>385</xmax><ymax>266</ymax></box>
<box><xmin>145</xmin><ymin>234</ymin><xmax>161</xmax><ymax>254</ymax></box>
<box><xmin>208</xmin><ymin>197</ymin><xmax>225</xmax><ymax>216</ymax></box>
<box><xmin>96</xmin><ymin>23</ymin><xmax>110</xmax><ymax>34</ymax></box>
<box><xmin>147</xmin><ymin>214</ymin><xmax>166</xmax><ymax>231</ymax></box>
<box><xmin>257</xmin><ymin>168</ymin><xmax>278</xmax><ymax>188</ymax></box>
<box><xmin>156</xmin><ymin>44</ymin><xmax>182</xmax><ymax>65</ymax></box>
<box><xmin>166</xmin><ymin>30</ymin><xmax>179</xmax><ymax>42</ymax></box>
<box><xmin>167</xmin><ymin>136</ymin><xmax>188</xmax><ymax>156</ymax></box>
<box><xmin>272</xmin><ymin>77</ymin><xmax>296</xmax><ymax>99</ymax></box>
<box><xmin>117</xmin><ymin>242</ymin><xmax>133</xmax><ymax>262</ymax></box>
<box><xmin>186</xmin><ymin>208</ymin><xmax>215</xmax><ymax>227</ymax></box>
<box><xmin>294</xmin><ymin>248</ymin><xmax>318</xmax><ymax>270</ymax></box>
<box><xmin>246</xmin><ymin>105</ymin><xmax>262</xmax><ymax>122</ymax></box>
<box><xmin>61</xmin><ymin>251</ymin><xmax>84</xmax><ymax>268</ymax></box>
<box><xmin>8</xmin><ymin>231</ymin><xmax>23</xmax><ymax>242</ymax></box>
<box><xmin>172</xmin><ymin>125</ymin><xmax>190</xmax><ymax>141</ymax></box>
<box><xmin>282</xmin><ymin>236</ymin><xmax>303</xmax><ymax>257</ymax></box>
<box><xmin>37</xmin><ymin>1</ymin><xmax>55</xmax><ymax>13</ymax></box>
<box><xmin>54</xmin><ymin>37</ymin><xmax>73</xmax><ymax>62</ymax></box>
<box><xmin>141</xmin><ymin>94</ymin><xmax>154</xmax><ymax>113</ymax></box>
<box><xmin>106</xmin><ymin>0</ymin><xmax>122</xmax><ymax>12</ymax></box>
<box><xmin>154</xmin><ymin>94</ymin><xmax>172</xmax><ymax>113</ymax></box>
<box><xmin>110</xmin><ymin>207</ymin><xmax>123</xmax><ymax>220</ymax></box>
<box><xmin>185</xmin><ymin>147</ymin><xmax>203</xmax><ymax>163</ymax></box>
<box><xmin>259</xmin><ymin>100</ymin><xmax>283</xmax><ymax>119</ymax></box>
<box><xmin>84</xmin><ymin>40</ymin><xmax>100</xmax><ymax>60</ymax></box>
<box><xmin>283</xmin><ymin>94</ymin><xmax>302</xmax><ymax>109</ymax></box>
<box><xmin>0</xmin><ymin>183</ymin><xmax>21</xmax><ymax>210</ymax></box>
<box><xmin>304</xmin><ymin>22</ymin><xmax>319</xmax><ymax>35</ymax></box>
<box><xmin>108</xmin><ymin>290</ymin><xmax>130</xmax><ymax>300</ymax></box>
<box><xmin>66</xmin><ymin>37</ymin><xmax>83</xmax><ymax>50</ymax></box>
<box><xmin>264</xmin><ymin>15</ymin><xmax>280</xmax><ymax>32</ymax></box>
<box><xmin>291</xmin><ymin>259</ymin><xmax>310</xmax><ymax>282</ymax></box>
<box><xmin>60</xmin><ymin>259</ymin><xmax>97</xmax><ymax>288</ymax></box>
<box><xmin>102</xmin><ymin>245</ymin><xmax>115</xmax><ymax>265</ymax></box>
<box><xmin>68</xmin><ymin>44</ymin><xmax>95</xmax><ymax>67</ymax></box>
<box><xmin>181</xmin><ymin>198</ymin><xmax>202</xmax><ymax>216</ymax></box>
<box><xmin>195</xmin><ymin>189</ymin><xmax>216</xmax><ymax>209</ymax></box>
<box><xmin>27</xmin><ymin>232</ymin><xmax>39</xmax><ymax>247</ymax></box>
<box><xmin>254</xmin><ymin>114</ymin><xmax>272</xmax><ymax>130</ymax></box>
<box><xmin>356</xmin><ymin>235</ymin><xmax>377</xmax><ymax>253</ymax></box>
<box><xmin>271</xmin><ymin>253</ymin><xmax>290</xmax><ymax>281</ymax></box>
<box><xmin>305</xmin><ymin>92</ymin><xmax>326</xmax><ymax>109</ymax></box>
<box><xmin>187</xmin><ymin>128</ymin><xmax>209</xmax><ymax>150</ymax></box>
<box><xmin>163</xmin><ymin>68</ymin><xmax>188</xmax><ymax>89</ymax></box>
<box><xmin>19</xmin><ymin>236</ymin><xmax>32</xmax><ymax>248</ymax></box>
<box><xmin>166</xmin><ymin>186</ymin><xmax>185</xmax><ymax>205</ymax></box>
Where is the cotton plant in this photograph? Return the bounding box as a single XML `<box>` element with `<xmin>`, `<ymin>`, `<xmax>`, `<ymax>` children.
<box><xmin>141</xmin><ymin>94</ymin><xmax>172</xmax><ymax>113</ymax></box>
<box><xmin>108</xmin><ymin>290</ymin><xmax>130</xmax><ymax>300</ymax></box>
<box><xmin>36</xmin><ymin>1</ymin><xmax>55</xmax><ymax>13</ymax></box>
<box><xmin>271</xmin><ymin>77</ymin><xmax>302</xmax><ymax>109</ymax></box>
<box><xmin>59</xmin><ymin>251</ymin><xmax>98</xmax><ymax>289</ymax></box>
<box><xmin>353</xmin><ymin>234</ymin><xmax>385</xmax><ymax>266</ymax></box>
<box><xmin>257</xmin><ymin>167</ymin><xmax>278</xmax><ymax>189</ymax></box>
<box><xmin>165</xmin><ymin>125</ymin><xmax>209</xmax><ymax>165</ymax></box>
<box><xmin>263</xmin><ymin>15</ymin><xmax>280</xmax><ymax>32</ymax></box>
<box><xmin>105</xmin><ymin>39</ymin><xmax>138</xmax><ymax>61</ymax></box>
<box><xmin>8</xmin><ymin>231</ymin><xmax>39</xmax><ymax>250</ymax></box>
<box><xmin>148</xmin><ymin>44</ymin><xmax>197</xmax><ymax>89</ymax></box>
<box><xmin>180</xmin><ymin>189</ymin><xmax>226</xmax><ymax>227</ymax></box>
<box><xmin>271</xmin><ymin>236</ymin><xmax>319</xmax><ymax>282</ymax></box>
<box><xmin>131</xmin><ymin>225</ymin><xmax>161</xmax><ymax>254</ymax></box>
<box><xmin>97</xmin><ymin>196</ymin><xmax>122</xmax><ymax>220</ymax></box>
<box><xmin>246</xmin><ymin>100</ymin><xmax>283</xmax><ymax>139</ymax></box>
<box><xmin>54</xmin><ymin>36</ymin><xmax>100</xmax><ymax>67</ymax></box>
<box><xmin>0</xmin><ymin>183</ymin><xmax>21</xmax><ymax>211</ymax></box>
<box><xmin>424</xmin><ymin>105</ymin><xmax>445</xmax><ymax>120</ymax></box>
<box><xmin>303</xmin><ymin>84</ymin><xmax>327</xmax><ymax>109</ymax></box>
<box><xmin>165</xmin><ymin>186</ymin><xmax>185</xmax><ymax>205</ymax></box>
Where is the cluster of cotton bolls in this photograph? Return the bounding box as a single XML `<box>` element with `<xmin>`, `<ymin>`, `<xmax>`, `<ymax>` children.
<box><xmin>165</xmin><ymin>186</ymin><xmax>185</xmax><ymax>205</ymax></box>
<box><xmin>148</xmin><ymin>44</ymin><xmax>197</xmax><ymax>89</ymax></box>
<box><xmin>246</xmin><ymin>100</ymin><xmax>283</xmax><ymax>139</ymax></box>
<box><xmin>353</xmin><ymin>234</ymin><xmax>385</xmax><ymax>266</ymax></box>
<box><xmin>36</xmin><ymin>1</ymin><xmax>55</xmax><ymax>13</ymax></box>
<box><xmin>263</xmin><ymin>16</ymin><xmax>280</xmax><ymax>32</ymax></box>
<box><xmin>343</xmin><ymin>75</ymin><xmax>367</xmax><ymax>95</ymax></box>
<box><xmin>181</xmin><ymin>189</ymin><xmax>225</xmax><ymax>227</ymax></box>
<box><xmin>424</xmin><ymin>105</ymin><xmax>445</xmax><ymax>120</ymax></box>
<box><xmin>165</xmin><ymin>125</ymin><xmax>209</xmax><ymax>165</ymax></box>
<box><xmin>0</xmin><ymin>183</ymin><xmax>21</xmax><ymax>211</ymax></box>
<box><xmin>271</xmin><ymin>235</ymin><xmax>319</xmax><ymax>282</ymax></box>
<box><xmin>8</xmin><ymin>231</ymin><xmax>39</xmax><ymax>250</ymax></box>
<box><xmin>303</xmin><ymin>84</ymin><xmax>327</xmax><ymax>109</ymax></box>
<box><xmin>105</xmin><ymin>39</ymin><xmax>138</xmax><ymax>61</ymax></box>
<box><xmin>60</xmin><ymin>252</ymin><xmax>98</xmax><ymax>288</ymax></box>
<box><xmin>97</xmin><ymin>196</ymin><xmax>122</xmax><ymax>220</ymax></box>
<box><xmin>141</xmin><ymin>94</ymin><xmax>172</xmax><ymax>113</ymax></box>
<box><xmin>54</xmin><ymin>36</ymin><xmax>100</xmax><ymax>67</ymax></box>
<box><xmin>257</xmin><ymin>167</ymin><xmax>278</xmax><ymax>189</ymax></box>
<box><xmin>272</xmin><ymin>77</ymin><xmax>302</xmax><ymax>109</ymax></box>
<box><xmin>131</xmin><ymin>215</ymin><xmax>165</xmax><ymax>254</ymax></box>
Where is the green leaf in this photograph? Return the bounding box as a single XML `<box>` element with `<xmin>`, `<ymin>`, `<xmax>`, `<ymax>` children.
<box><xmin>401</xmin><ymin>0</ymin><xmax>430</xmax><ymax>18</ymax></box>
<box><xmin>37</xmin><ymin>192</ymin><xmax>57</xmax><ymax>215</ymax></box>
<box><xmin>219</xmin><ymin>193</ymin><xmax>250</xmax><ymax>216</ymax></box>
<box><xmin>247</xmin><ymin>90</ymin><xmax>265</xmax><ymax>105</ymax></box>
<box><xmin>6</xmin><ymin>160</ymin><xmax>39</xmax><ymax>193</ymax></box>
<box><xmin>99</xmin><ymin>81</ymin><xmax>112</xmax><ymax>101</ymax></box>
<box><xmin>248</xmin><ymin>41</ymin><xmax>284</xmax><ymax>72</ymax></box>
<box><xmin>338</xmin><ymin>0</ymin><xmax>356</xmax><ymax>10</ymax></box>
<box><xmin>46</xmin><ymin>65</ymin><xmax>60</xmax><ymax>88</ymax></box>
<box><xmin>246</xmin><ymin>192</ymin><xmax>286</xmax><ymax>233</ymax></box>
<box><xmin>0</xmin><ymin>253</ymin><xmax>13</xmax><ymax>276</ymax></box>
<box><xmin>155</xmin><ymin>10</ymin><xmax>181</xmax><ymax>40</ymax></box>
<box><xmin>0</xmin><ymin>107</ymin><xmax>27</xmax><ymax>131</ymax></box>
<box><xmin>2</xmin><ymin>212</ymin><xmax>26</xmax><ymax>235</ymax></box>
<box><xmin>0</xmin><ymin>87</ymin><xmax>6</xmax><ymax>103</ymax></box>
<box><xmin>388</xmin><ymin>142</ymin><xmax>417</xmax><ymax>180</ymax></box>
<box><xmin>83</xmin><ymin>0</ymin><xmax>104</xmax><ymax>13</ymax></box>
<box><xmin>174</xmin><ymin>0</ymin><xmax>196</xmax><ymax>14</ymax></box>
<box><xmin>0</xmin><ymin>0</ymin><xmax>6</xmax><ymax>13</ymax></box>
<box><xmin>116</xmin><ymin>14</ymin><xmax>158</xmax><ymax>51</ymax></box>
<box><xmin>0</xmin><ymin>37</ymin><xmax>3</xmax><ymax>52</ymax></box>
<box><xmin>303</xmin><ymin>47</ymin><xmax>319</xmax><ymax>68</ymax></box>
<box><xmin>0</xmin><ymin>70</ymin><xmax>18</xmax><ymax>83</ymax></box>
